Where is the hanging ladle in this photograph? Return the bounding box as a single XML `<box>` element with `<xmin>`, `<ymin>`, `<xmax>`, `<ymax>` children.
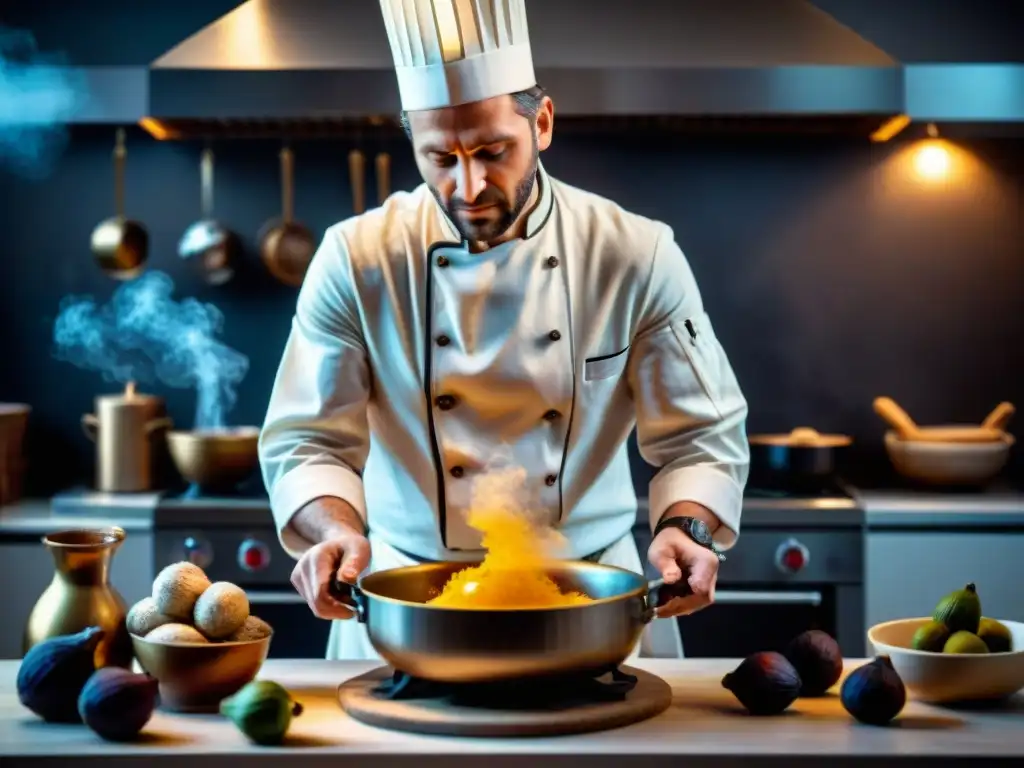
<box><xmin>178</xmin><ymin>145</ymin><xmax>241</xmax><ymax>285</ymax></box>
<box><xmin>259</xmin><ymin>144</ymin><xmax>315</xmax><ymax>287</ymax></box>
<box><xmin>90</xmin><ymin>127</ymin><xmax>148</xmax><ymax>279</ymax></box>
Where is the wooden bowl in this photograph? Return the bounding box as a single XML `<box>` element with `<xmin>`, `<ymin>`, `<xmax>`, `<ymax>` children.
<box><xmin>883</xmin><ymin>430</ymin><xmax>1014</xmax><ymax>486</ymax></box>
<box><xmin>868</xmin><ymin>617</ymin><xmax>1024</xmax><ymax>703</ymax></box>
<box><xmin>130</xmin><ymin>630</ymin><xmax>272</xmax><ymax>712</ymax></box>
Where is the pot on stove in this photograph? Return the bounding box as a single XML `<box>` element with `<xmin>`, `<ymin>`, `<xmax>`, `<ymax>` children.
<box><xmin>747</xmin><ymin>426</ymin><xmax>852</xmax><ymax>491</ymax></box>
<box><xmin>81</xmin><ymin>382</ymin><xmax>173</xmax><ymax>492</ymax></box>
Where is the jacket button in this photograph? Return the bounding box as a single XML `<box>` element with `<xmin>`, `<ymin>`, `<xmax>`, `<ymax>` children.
<box><xmin>435</xmin><ymin>394</ymin><xmax>456</xmax><ymax>410</ymax></box>
<box><xmin>545</xmin><ymin>474</ymin><xmax>557</xmax><ymax>486</ymax></box>
<box><xmin>436</xmin><ymin>334</ymin><xmax>451</xmax><ymax>347</ymax></box>
<box><xmin>547</xmin><ymin>256</ymin><xmax>559</xmax><ymax>268</ymax></box>
<box><xmin>450</xmin><ymin>465</ymin><xmax>464</xmax><ymax>478</ymax></box>
<box><xmin>548</xmin><ymin>330</ymin><xmax>561</xmax><ymax>341</ymax></box>
<box><xmin>543</xmin><ymin>409</ymin><xmax>560</xmax><ymax>421</ymax></box>
<box><xmin>437</xmin><ymin>255</ymin><xmax>450</xmax><ymax>267</ymax></box>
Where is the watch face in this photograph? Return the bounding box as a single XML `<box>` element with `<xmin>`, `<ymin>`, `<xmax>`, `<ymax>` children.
<box><xmin>689</xmin><ymin>518</ymin><xmax>712</xmax><ymax>546</ymax></box>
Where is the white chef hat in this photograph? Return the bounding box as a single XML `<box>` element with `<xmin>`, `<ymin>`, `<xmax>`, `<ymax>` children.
<box><xmin>378</xmin><ymin>0</ymin><xmax>537</xmax><ymax>112</ymax></box>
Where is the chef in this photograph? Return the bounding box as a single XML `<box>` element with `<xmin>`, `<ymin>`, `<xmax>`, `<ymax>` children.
<box><xmin>259</xmin><ymin>0</ymin><xmax>750</xmax><ymax>661</ymax></box>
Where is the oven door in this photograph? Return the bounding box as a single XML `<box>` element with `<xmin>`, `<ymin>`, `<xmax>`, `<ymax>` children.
<box><xmin>677</xmin><ymin>583</ymin><xmax>864</xmax><ymax>658</ymax></box>
<box><xmin>243</xmin><ymin>589</ymin><xmax>333</xmax><ymax>659</ymax></box>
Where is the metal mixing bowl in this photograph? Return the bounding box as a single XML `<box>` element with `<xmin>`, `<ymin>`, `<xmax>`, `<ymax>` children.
<box><xmin>131</xmin><ymin>631</ymin><xmax>272</xmax><ymax>712</ymax></box>
<box><xmin>331</xmin><ymin>560</ymin><xmax>684</xmax><ymax>683</ymax></box>
<box><xmin>166</xmin><ymin>426</ymin><xmax>260</xmax><ymax>490</ymax></box>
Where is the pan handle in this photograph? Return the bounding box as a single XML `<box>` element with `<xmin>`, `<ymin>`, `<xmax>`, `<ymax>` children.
<box><xmin>642</xmin><ymin>577</ymin><xmax>697</xmax><ymax>622</ymax></box>
<box><xmin>327</xmin><ymin>575</ymin><xmax>368</xmax><ymax>623</ymax></box>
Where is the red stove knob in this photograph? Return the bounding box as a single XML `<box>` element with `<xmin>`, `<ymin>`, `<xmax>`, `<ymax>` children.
<box><xmin>775</xmin><ymin>539</ymin><xmax>810</xmax><ymax>574</ymax></box>
<box><xmin>238</xmin><ymin>539</ymin><xmax>270</xmax><ymax>572</ymax></box>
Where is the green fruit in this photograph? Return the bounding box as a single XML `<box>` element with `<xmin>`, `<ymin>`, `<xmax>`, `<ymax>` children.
<box><xmin>942</xmin><ymin>630</ymin><xmax>989</xmax><ymax>654</ymax></box>
<box><xmin>932</xmin><ymin>582</ymin><xmax>982</xmax><ymax>634</ymax></box>
<box><xmin>911</xmin><ymin>621</ymin><xmax>950</xmax><ymax>652</ymax></box>
<box><xmin>977</xmin><ymin>618</ymin><xmax>1013</xmax><ymax>653</ymax></box>
<box><xmin>220</xmin><ymin>680</ymin><xmax>303</xmax><ymax>746</ymax></box>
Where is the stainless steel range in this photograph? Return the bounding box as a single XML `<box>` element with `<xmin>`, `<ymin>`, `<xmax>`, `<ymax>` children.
<box><xmin>52</xmin><ymin>479</ymin><xmax>865</xmax><ymax>660</ymax></box>
<box><xmin>634</xmin><ymin>483</ymin><xmax>865</xmax><ymax>658</ymax></box>
<box><xmin>151</xmin><ymin>487</ymin><xmax>332</xmax><ymax>659</ymax></box>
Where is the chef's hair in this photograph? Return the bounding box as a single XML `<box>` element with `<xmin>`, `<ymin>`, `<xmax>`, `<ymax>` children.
<box><xmin>398</xmin><ymin>85</ymin><xmax>548</xmax><ymax>139</ymax></box>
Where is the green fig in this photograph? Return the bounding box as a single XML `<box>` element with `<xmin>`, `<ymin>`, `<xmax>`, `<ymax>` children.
<box><xmin>977</xmin><ymin>618</ymin><xmax>1013</xmax><ymax>653</ymax></box>
<box><xmin>220</xmin><ymin>680</ymin><xmax>303</xmax><ymax>746</ymax></box>
<box><xmin>943</xmin><ymin>630</ymin><xmax>989</xmax><ymax>654</ymax></box>
<box><xmin>911</xmin><ymin>621</ymin><xmax>950</xmax><ymax>652</ymax></box>
<box><xmin>932</xmin><ymin>583</ymin><xmax>981</xmax><ymax>634</ymax></box>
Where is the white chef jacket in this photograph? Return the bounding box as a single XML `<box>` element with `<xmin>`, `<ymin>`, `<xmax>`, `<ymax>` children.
<box><xmin>259</xmin><ymin>161</ymin><xmax>750</xmax><ymax>657</ymax></box>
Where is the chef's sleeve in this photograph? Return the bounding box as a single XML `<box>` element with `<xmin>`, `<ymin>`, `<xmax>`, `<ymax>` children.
<box><xmin>258</xmin><ymin>225</ymin><xmax>371</xmax><ymax>559</ymax></box>
<box><xmin>628</xmin><ymin>224</ymin><xmax>750</xmax><ymax>549</ymax></box>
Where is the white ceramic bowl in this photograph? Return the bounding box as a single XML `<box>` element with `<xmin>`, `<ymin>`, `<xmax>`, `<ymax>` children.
<box><xmin>868</xmin><ymin>617</ymin><xmax>1024</xmax><ymax>703</ymax></box>
<box><xmin>883</xmin><ymin>430</ymin><xmax>1014</xmax><ymax>486</ymax></box>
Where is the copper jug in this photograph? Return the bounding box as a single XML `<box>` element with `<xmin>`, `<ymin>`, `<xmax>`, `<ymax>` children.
<box><xmin>23</xmin><ymin>527</ymin><xmax>134</xmax><ymax>668</ymax></box>
<box><xmin>82</xmin><ymin>381</ymin><xmax>173</xmax><ymax>492</ymax></box>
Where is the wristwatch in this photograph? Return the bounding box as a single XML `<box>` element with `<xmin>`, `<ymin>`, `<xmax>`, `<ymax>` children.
<box><xmin>653</xmin><ymin>516</ymin><xmax>726</xmax><ymax>562</ymax></box>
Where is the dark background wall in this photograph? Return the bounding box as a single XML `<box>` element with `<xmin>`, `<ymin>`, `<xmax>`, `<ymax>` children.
<box><xmin>2</xmin><ymin>0</ymin><xmax>1023</xmax><ymax>497</ymax></box>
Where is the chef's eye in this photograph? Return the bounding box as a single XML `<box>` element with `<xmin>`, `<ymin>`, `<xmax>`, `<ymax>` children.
<box><xmin>429</xmin><ymin>153</ymin><xmax>456</xmax><ymax>168</ymax></box>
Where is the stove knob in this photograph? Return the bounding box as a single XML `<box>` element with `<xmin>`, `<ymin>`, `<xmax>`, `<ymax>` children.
<box><xmin>775</xmin><ymin>539</ymin><xmax>810</xmax><ymax>574</ymax></box>
<box><xmin>238</xmin><ymin>539</ymin><xmax>270</xmax><ymax>572</ymax></box>
<box><xmin>181</xmin><ymin>535</ymin><xmax>213</xmax><ymax>569</ymax></box>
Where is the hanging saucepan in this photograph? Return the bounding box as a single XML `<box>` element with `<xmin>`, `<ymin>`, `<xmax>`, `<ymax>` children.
<box><xmin>90</xmin><ymin>128</ymin><xmax>148</xmax><ymax>279</ymax></box>
<box><xmin>259</xmin><ymin>144</ymin><xmax>315</xmax><ymax>287</ymax></box>
<box><xmin>328</xmin><ymin>561</ymin><xmax>690</xmax><ymax>684</ymax></box>
<box><xmin>178</xmin><ymin>146</ymin><xmax>242</xmax><ymax>285</ymax></box>
<box><xmin>747</xmin><ymin>426</ymin><xmax>852</xmax><ymax>490</ymax></box>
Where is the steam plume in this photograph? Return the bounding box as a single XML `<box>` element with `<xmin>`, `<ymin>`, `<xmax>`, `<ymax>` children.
<box><xmin>0</xmin><ymin>25</ymin><xmax>87</xmax><ymax>179</ymax></box>
<box><xmin>53</xmin><ymin>271</ymin><xmax>250</xmax><ymax>430</ymax></box>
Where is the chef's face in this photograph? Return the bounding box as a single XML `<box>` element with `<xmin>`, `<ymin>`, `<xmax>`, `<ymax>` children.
<box><xmin>406</xmin><ymin>92</ymin><xmax>554</xmax><ymax>244</ymax></box>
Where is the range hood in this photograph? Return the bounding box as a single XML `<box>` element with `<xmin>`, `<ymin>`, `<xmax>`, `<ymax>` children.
<box><xmin>139</xmin><ymin>0</ymin><xmax>905</xmax><ymax>137</ymax></box>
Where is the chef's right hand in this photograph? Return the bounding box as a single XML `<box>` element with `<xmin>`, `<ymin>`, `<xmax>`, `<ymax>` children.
<box><xmin>290</xmin><ymin>529</ymin><xmax>371</xmax><ymax>620</ymax></box>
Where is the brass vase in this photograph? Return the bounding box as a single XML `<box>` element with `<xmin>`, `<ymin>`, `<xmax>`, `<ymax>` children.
<box><xmin>23</xmin><ymin>527</ymin><xmax>133</xmax><ymax>668</ymax></box>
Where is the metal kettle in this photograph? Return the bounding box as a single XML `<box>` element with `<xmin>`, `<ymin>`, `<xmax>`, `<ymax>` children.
<box><xmin>81</xmin><ymin>382</ymin><xmax>173</xmax><ymax>492</ymax></box>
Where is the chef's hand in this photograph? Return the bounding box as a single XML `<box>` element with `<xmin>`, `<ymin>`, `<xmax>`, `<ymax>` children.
<box><xmin>289</xmin><ymin>497</ymin><xmax>370</xmax><ymax>620</ymax></box>
<box><xmin>648</xmin><ymin>523</ymin><xmax>720</xmax><ymax>619</ymax></box>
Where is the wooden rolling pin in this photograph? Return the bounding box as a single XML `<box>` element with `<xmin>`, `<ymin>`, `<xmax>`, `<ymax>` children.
<box><xmin>873</xmin><ymin>397</ymin><xmax>1006</xmax><ymax>443</ymax></box>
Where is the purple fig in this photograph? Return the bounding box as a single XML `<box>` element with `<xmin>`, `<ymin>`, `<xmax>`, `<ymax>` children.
<box><xmin>722</xmin><ymin>651</ymin><xmax>802</xmax><ymax>715</ymax></box>
<box><xmin>17</xmin><ymin>627</ymin><xmax>105</xmax><ymax>722</ymax></box>
<box><xmin>783</xmin><ymin>630</ymin><xmax>844</xmax><ymax>696</ymax></box>
<box><xmin>78</xmin><ymin>667</ymin><xmax>159</xmax><ymax>741</ymax></box>
<box><xmin>840</xmin><ymin>655</ymin><xmax>906</xmax><ymax>726</ymax></box>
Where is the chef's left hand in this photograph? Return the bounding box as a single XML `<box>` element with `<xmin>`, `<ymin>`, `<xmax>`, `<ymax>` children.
<box><xmin>648</xmin><ymin>526</ymin><xmax>719</xmax><ymax>618</ymax></box>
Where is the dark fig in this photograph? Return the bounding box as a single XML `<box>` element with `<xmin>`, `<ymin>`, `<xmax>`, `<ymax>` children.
<box><xmin>840</xmin><ymin>655</ymin><xmax>906</xmax><ymax>726</ymax></box>
<box><xmin>721</xmin><ymin>651</ymin><xmax>802</xmax><ymax>715</ymax></box>
<box><xmin>783</xmin><ymin>629</ymin><xmax>844</xmax><ymax>697</ymax></box>
<box><xmin>78</xmin><ymin>667</ymin><xmax>159</xmax><ymax>741</ymax></box>
<box><xmin>17</xmin><ymin>626</ymin><xmax>104</xmax><ymax>722</ymax></box>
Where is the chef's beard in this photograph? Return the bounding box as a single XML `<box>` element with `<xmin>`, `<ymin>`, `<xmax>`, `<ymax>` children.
<box><xmin>432</xmin><ymin>141</ymin><xmax>539</xmax><ymax>244</ymax></box>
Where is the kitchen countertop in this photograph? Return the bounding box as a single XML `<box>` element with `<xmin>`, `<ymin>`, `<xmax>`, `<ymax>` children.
<box><xmin>852</xmin><ymin>487</ymin><xmax>1024</xmax><ymax>528</ymax></box>
<box><xmin>5</xmin><ymin>484</ymin><xmax>1024</xmax><ymax>538</ymax></box>
<box><xmin>1</xmin><ymin>659</ymin><xmax>1022</xmax><ymax>766</ymax></box>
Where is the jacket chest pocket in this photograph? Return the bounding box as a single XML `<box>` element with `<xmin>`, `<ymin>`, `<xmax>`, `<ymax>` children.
<box><xmin>583</xmin><ymin>346</ymin><xmax>629</xmax><ymax>382</ymax></box>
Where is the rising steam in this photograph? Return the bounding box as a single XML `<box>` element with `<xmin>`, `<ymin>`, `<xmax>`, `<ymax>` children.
<box><xmin>53</xmin><ymin>271</ymin><xmax>250</xmax><ymax>430</ymax></box>
<box><xmin>0</xmin><ymin>26</ymin><xmax>88</xmax><ymax>179</ymax></box>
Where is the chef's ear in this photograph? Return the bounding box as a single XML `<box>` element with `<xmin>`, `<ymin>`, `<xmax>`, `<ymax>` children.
<box><xmin>535</xmin><ymin>95</ymin><xmax>554</xmax><ymax>151</ymax></box>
